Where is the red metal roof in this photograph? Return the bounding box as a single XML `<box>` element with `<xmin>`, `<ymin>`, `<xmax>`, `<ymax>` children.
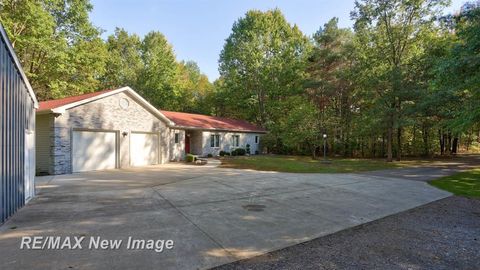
<box><xmin>160</xmin><ymin>110</ymin><xmax>266</xmax><ymax>133</ymax></box>
<box><xmin>37</xmin><ymin>89</ymin><xmax>265</xmax><ymax>133</ymax></box>
<box><xmin>38</xmin><ymin>89</ymin><xmax>116</xmax><ymax>112</ymax></box>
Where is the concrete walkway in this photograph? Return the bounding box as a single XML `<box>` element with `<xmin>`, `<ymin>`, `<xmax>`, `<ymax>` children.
<box><xmin>0</xmin><ymin>163</ymin><xmax>451</xmax><ymax>270</ymax></box>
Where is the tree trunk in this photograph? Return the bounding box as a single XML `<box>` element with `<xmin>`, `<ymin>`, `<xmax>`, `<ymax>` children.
<box><xmin>439</xmin><ymin>129</ymin><xmax>445</xmax><ymax>155</ymax></box>
<box><xmin>382</xmin><ymin>133</ymin><xmax>386</xmax><ymax>158</ymax></box>
<box><xmin>446</xmin><ymin>132</ymin><xmax>452</xmax><ymax>155</ymax></box>
<box><xmin>422</xmin><ymin>124</ymin><xmax>429</xmax><ymax>157</ymax></box>
<box><xmin>412</xmin><ymin>124</ymin><xmax>416</xmax><ymax>156</ymax></box>
<box><xmin>387</xmin><ymin>126</ymin><xmax>393</xmax><ymax>162</ymax></box>
<box><xmin>386</xmin><ymin>102</ymin><xmax>395</xmax><ymax>162</ymax></box>
<box><xmin>396</xmin><ymin>127</ymin><xmax>402</xmax><ymax>161</ymax></box>
<box><xmin>452</xmin><ymin>137</ymin><xmax>458</xmax><ymax>154</ymax></box>
<box><xmin>371</xmin><ymin>136</ymin><xmax>376</xmax><ymax>158</ymax></box>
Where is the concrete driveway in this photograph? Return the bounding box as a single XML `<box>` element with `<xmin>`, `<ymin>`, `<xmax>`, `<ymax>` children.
<box><xmin>0</xmin><ymin>162</ymin><xmax>451</xmax><ymax>270</ymax></box>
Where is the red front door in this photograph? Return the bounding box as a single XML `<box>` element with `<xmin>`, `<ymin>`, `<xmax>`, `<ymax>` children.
<box><xmin>185</xmin><ymin>134</ymin><xmax>190</xmax><ymax>154</ymax></box>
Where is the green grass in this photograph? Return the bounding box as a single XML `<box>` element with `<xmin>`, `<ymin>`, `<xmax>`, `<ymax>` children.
<box><xmin>220</xmin><ymin>155</ymin><xmax>415</xmax><ymax>173</ymax></box>
<box><xmin>429</xmin><ymin>169</ymin><xmax>480</xmax><ymax>198</ymax></box>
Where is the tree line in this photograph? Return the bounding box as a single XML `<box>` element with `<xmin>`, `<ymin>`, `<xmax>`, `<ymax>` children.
<box><xmin>217</xmin><ymin>1</ymin><xmax>480</xmax><ymax>160</ymax></box>
<box><xmin>1</xmin><ymin>0</ymin><xmax>479</xmax><ymax>160</ymax></box>
<box><xmin>0</xmin><ymin>0</ymin><xmax>214</xmax><ymax>113</ymax></box>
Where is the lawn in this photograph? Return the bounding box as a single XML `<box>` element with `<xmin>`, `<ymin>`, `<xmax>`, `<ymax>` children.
<box><xmin>429</xmin><ymin>169</ymin><xmax>480</xmax><ymax>198</ymax></box>
<box><xmin>219</xmin><ymin>155</ymin><xmax>419</xmax><ymax>173</ymax></box>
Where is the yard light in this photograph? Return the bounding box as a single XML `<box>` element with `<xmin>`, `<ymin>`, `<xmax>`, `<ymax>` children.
<box><xmin>323</xmin><ymin>133</ymin><xmax>327</xmax><ymax>161</ymax></box>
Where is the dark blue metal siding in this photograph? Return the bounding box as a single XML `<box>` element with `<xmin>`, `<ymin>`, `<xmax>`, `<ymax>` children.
<box><xmin>0</xmin><ymin>29</ymin><xmax>34</xmax><ymax>224</ymax></box>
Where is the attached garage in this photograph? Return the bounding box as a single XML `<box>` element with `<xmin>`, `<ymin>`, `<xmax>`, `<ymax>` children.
<box><xmin>35</xmin><ymin>87</ymin><xmax>174</xmax><ymax>175</ymax></box>
<box><xmin>72</xmin><ymin>130</ymin><xmax>118</xmax><ymax>172</ymax></box>
<box><xmin>130</xmin><ymin>132</ymin><xmax>159</xmax><ymax>166</ymax></box>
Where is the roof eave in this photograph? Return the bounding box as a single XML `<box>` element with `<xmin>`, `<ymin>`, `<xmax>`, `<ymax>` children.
<box><xmin>171</xmin><ymin>125</ymin><xmax>267</xmax><ymax>133</ymax></box>
<box><xmin>36</xmin><ymin>86</ymin><xmax>175</xmax><ymax>126</ymax></box>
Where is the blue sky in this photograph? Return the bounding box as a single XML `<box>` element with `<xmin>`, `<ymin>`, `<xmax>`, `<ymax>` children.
<box><xmin>89</xmin><ymin>0</ymin><xmax>467</xmax><ymax>81</ymax></box>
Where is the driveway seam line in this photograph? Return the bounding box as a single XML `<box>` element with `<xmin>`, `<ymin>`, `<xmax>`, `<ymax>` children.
<box><xmin>150</xmin><ymin>187</ymin><xmax>236</xmax><ymax>259</ymax></box>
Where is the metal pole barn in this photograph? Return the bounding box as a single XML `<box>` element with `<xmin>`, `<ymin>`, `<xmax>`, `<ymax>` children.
<box><xmin>0</xmin><ymin>23</ymin><xmax>38</xmax><ymax>224</ymax></box>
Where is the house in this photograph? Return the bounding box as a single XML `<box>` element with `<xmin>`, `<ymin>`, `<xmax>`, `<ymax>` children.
<box><xmin>1</xmin><ymin>24</ymin><xmax>38</xmax><ymax>224</ymax></box>
<box><xmin>36</xmin><ymin>86</ymin><xmax>265</xmax><ymax>175</ymax></box>
<box><xmin>36</xmin><ymin>87</ymin><xmax>175</xmax><ymax>175</ymax></box>
<box><xmin>161</xmin><ymin>110</ymin><xmax>265</xmax><ymax>157</ymax></box>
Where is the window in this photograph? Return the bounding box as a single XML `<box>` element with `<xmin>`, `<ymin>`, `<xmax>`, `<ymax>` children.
<box><xmin>255</xmin><ymin>136</ymin><xmax>259</xmax><ymax>144</ymax></box>
<box><xmin>232</xmin><ymin>135</ymin><xmax>240</xmax><ymax>147</ymax></box>
<box><xmin>210</xmin><ymin>134</ymin><xmax>220</xmax><ymax>147</ymax></box>
<box><xmin>174</xmin><ymin>133</ymin><xmax>179</xmax><ymax>143</ymax></box>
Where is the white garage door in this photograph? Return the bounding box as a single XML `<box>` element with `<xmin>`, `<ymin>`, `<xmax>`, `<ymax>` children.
<box><xmin>72</xmin><ymin>130</ymin><xmax>117</xmax><ymax>172</ymax></box>
<box><xmin>130</xmin><ymin>132</ymin><xmax>159</xmax><ymax>166</ymax></box>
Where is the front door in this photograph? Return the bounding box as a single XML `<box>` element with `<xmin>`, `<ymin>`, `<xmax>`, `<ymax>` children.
<box><xmin>185</xmin><ymin>134</ymin><xmax>191</xmax><ymax>154</ymax></box>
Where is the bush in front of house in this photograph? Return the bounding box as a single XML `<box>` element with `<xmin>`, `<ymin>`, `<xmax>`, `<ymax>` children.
<box><xmin>246</xmin><ymin>144</ymin><xmax>251</xmax><ymax>154</ymax></box>
<box><xmin>207</xmin><ymin>153</ymin><xmax>213</xmax><ymax>158</ymax></box>
<box><xmin>219</xmin><ymin>150</ymin><xmax>226</xmax><ymax>156</ymax></box>
<box><xmin>186</xmin><ymin>154</ymin><xmax>195</xmax><ymax>162</ymax></box>
<box><xmin>233</xmin><ymin>148</ymin><xmax>246</xmax><ymax>156</ymax></box>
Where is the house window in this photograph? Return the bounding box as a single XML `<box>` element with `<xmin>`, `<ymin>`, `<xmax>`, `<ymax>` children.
<box><xmin>255</xmin><ymin>136</ymin><xmax>259</xmax><ymax>144</ymax></box>
<box><xmin>210</xmin><ymin>134</ymin><xmax>220</xmax><ymax>147</ymax></box>
<box><xmin>174</xmin><ymin>133</ymin><xmax>179</xmax><ymax>143</ymax></box>
<box><xmin>232</xmin><ymin>135</ymin><xmax>240</xmax><ymax>147</ymax></box>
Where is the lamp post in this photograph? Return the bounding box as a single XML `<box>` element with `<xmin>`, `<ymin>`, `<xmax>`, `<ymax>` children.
<box><xmin>323</xmin><ymin>133</ymin><xmax>327</xmax><ymax>161</ymax></box>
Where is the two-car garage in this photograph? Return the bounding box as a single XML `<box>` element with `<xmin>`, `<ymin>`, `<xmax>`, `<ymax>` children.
<box><xmin>71</xmin><ymin>130</ymin><xmax>160</xmax><ymax>173</ymax></box>
<box><xmin>35</xmin><ymin>87</ymin><xmax>174</xmax><ymax>175</ymax></box>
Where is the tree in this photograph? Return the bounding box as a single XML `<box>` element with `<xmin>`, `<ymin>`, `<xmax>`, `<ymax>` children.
<box><xmin>305</xmin><ymin>17</ymin><xmax>356</xmax><ymax>156</ymax></box>
<box><xmin>137</xmin><ymin>31</ymin><xmax>179</xmax><ymax>109</ymax></box>
<box><xmin>175</xmin><ymin>61</ymin><xmax>214</xmax><ymax>113</ymax></box>
<box><xmin>219</xmin><ymin>9</ymin><xmax>311</xmax><ymax>127</ymax></box>
<box><xmin>276</xmin><ymin>97</ymin><xmax>322</xmax><ymax>158</ymax></box>
<box><xmin>0</xmin><ymin>0</ymin><xmax>107</xmax><ymax>100</ymax></box>
<box><xmin>434</xmin><ymin>2</ymin><xmax>480</xmax><ymax>131</ymax></box>
<box><xmin>102</xmin><ymin>28</ymin><xmax>143</xmax><ymax>89</ymax></box>
<box><xmin>351</xmin><ymin>0</ymin><xmax>449</xmax><ymax>161</ymax></box>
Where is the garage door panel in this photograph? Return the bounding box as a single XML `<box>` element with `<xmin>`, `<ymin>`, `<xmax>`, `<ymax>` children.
<box><xmin>130</xmin><ymin>133</ymin><xmax>159</xmax><ymax>166</ymax></box>
<box><xmin>72</xmin><ymin>131</ymin><xmax>117</xmax><ymax>172</ymax></box>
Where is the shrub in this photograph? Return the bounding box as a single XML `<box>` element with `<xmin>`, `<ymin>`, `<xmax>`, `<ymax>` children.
<box><xmin>207</xmin><ymin>153</ymin><xmax>213</xmax><ymax>158</ymax></box>
<box><xmin>235</xmin><ymin>148</ymin><xmax>246</xmax><ymax>156</ymax></box>
<box><xmin>246</xmin><ymin>144</ymin><xmax>251</xmax><ymax>154</ymax></box>
<box><xmin>255</xmin><ymin>150</ymin><xmax>259</xmax><ymax>155</ymax></box>
<box><xmin>219</xmin><ymin>150</ymin><xmax>226</xmax><ymax>156</ymax></box>
<box><xmin>186</xmin><ymin>154</ymin><xmax>195</xmax><ymax>162</ymax></box>
<box><xmin>224</xmin><ymin>151</ymin><xmax>231</xmax><ymax>156</ymax></box>
<box><xmin>231</xmin><ymin>150</ymin><xmax>237</xmax><ymax>156</ymax></box>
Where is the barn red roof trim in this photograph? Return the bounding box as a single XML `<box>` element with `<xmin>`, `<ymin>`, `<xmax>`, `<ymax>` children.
<box><xmin>160</xmin><ymin>110</ymin><xmax>266</xmax><ymax>133</ymax></box>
